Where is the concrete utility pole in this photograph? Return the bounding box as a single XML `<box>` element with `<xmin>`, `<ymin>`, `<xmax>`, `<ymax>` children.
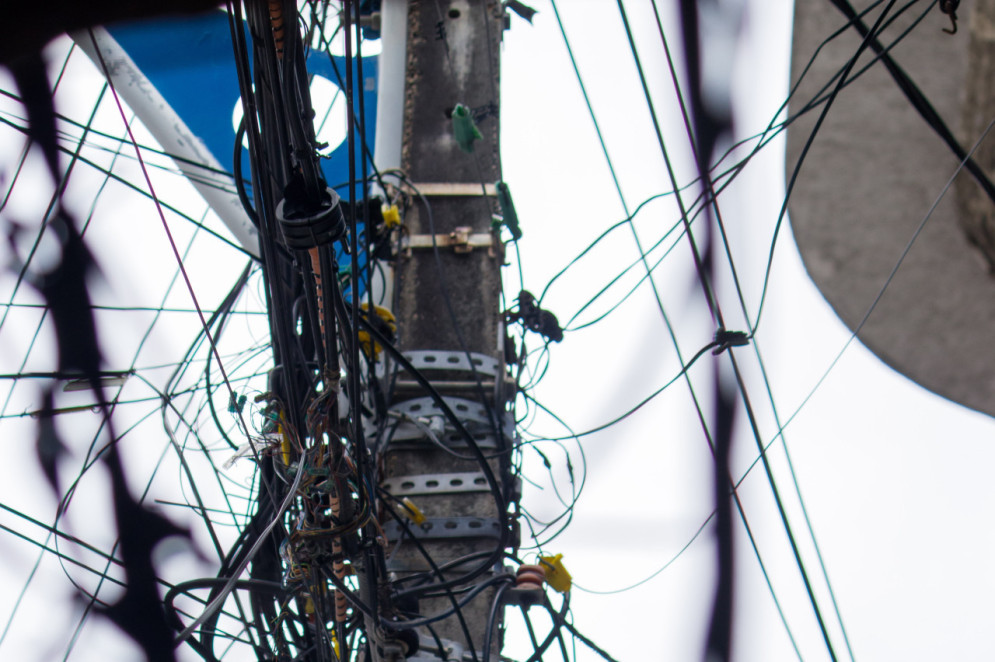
<box><xmin>786</xmin><ymin>0</ymin><xmax>995</xmax><ymax>416</ymax></box>
<box><xmin>958</xmin><ymin>0</ymin><xmax>995</xmax><ymax>266</ymax></box>
<box><xmin>383</xmin><ymin>0</ymin><xmax>516</xmax><ymax>659</ymax></box>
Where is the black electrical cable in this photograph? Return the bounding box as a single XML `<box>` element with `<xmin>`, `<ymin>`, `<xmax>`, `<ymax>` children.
<box><xmin>390</xmin><ymin>550</ymin><xmax>507</xmax><ymax>589</ymax></box>
<box><xmin>233</xmin><ymin>116</ymin><xmax>259</xmax><ymax>226</ymax></box>
<box><xmin>350</xmin><ymin>0</ymin><xmax>387</xmax><ymax>452</ymax></box>
<box><xmin>480</xmin><ymin>581</ymin><xmax>511</xmax><ymax>662</ymax></box>
<box><xmin>420</xmin><ymin>622</ymin><xmax>452</xmax><ymax>662</ymax></box>
<box><xmin>551</xmin><ymin>606</ymin><xmax>619</xmax><ymax>662</ymax></box>
<box><xmin>381</xmin><ymin>575</ymin><xmax>514</xmax><ymax>630</ymax></box>
<box><xmin>341</xmin><ymin>3</ymin><xmax>392</xmax><ymax>633</ymax></box>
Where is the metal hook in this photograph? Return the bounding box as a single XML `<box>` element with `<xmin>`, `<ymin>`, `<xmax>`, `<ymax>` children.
<box><xmin>941</xmin><ymin>1</ymin><xmax>960</xmax><ymax>35</ymax></box>
<box><xmin>942</xmin><ymin>12</ymin><xmax>958</xmax><ymax>34</ymax></box>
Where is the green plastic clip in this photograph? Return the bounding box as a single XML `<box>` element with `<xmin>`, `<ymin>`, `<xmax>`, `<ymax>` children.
<box><xmin>496</xmin><ymin>181</ymin><xmax>522</xmax><ymax>240</ymax></box>
<box><xmin>228</xmin><ymin>392</ymin><xmax>247</xmax><ymax>414</ymax></box>
<box><xmin>451</xmin><ymin>104</ymin><xmax>482</xmax><ymax>153</ymax></box>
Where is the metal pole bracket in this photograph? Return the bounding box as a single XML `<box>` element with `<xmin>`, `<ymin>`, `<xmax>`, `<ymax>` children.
<box><xmin>403</xmin><ymin>227</ymin><xmax>496</xmax><ymax>256</ymax></box>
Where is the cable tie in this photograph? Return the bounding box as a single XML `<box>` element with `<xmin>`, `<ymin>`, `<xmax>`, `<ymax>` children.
<box><xmin>711</xmin><ymin>328</ymin><xmax>750</xmax><ymax>355</ymax></box>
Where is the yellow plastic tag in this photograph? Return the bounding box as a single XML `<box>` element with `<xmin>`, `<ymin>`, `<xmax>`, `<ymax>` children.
<box><xmin>539</xmin><ymin>553</ymin><xmax>572</xmax><ymax>593</ymax></box>
<box><xmin>382</xmin><ymin>204</ymin><xmax>401</xmax><ymax>228</ymax></box>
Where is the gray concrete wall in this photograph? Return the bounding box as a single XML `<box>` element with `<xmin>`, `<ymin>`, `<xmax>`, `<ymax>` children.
<box><xmin>787</xmin><ymin>0</ymin><xmax>995</xmax><ymax>415</ymax></box>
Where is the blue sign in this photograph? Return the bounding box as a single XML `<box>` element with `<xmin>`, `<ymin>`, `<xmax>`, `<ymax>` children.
<box><xmin>108</xmin><ymin>11</ymin><xmax>379</xmax><ymax>201</ymax></box>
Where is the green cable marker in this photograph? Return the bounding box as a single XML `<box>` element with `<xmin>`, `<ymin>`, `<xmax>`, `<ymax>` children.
<box><xmin>451</xmin><ymin>103</ymin><xmax>482</xmax><ymax>153</ymax></box>
<box><xmin>228</xmin><ymin>392</ymin><xmax>247</xmax><ymax>414</ymax></box>
<box><xmin>496</xmin><ymin>181</ymin><xmax>522</xmax><ymax>240</ymax></box>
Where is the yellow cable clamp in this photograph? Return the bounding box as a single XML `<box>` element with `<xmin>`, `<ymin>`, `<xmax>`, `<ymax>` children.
<box><xmin>539</xmin><ymin>553</ymin><xmax>572</xmax><ymax>593</ymax></box>
<box><xmin>358</xmin><ymin>304</ymin><xmax>396</xmax><ymax>359</ymax></box>
<box><xmin>382</xmin><ymin>203</ymin><xmax>401</xmax><ymax>228</ymax></box>
<box><xmin>400</xmin><ymin>497</ymin><xmax>427</xmax><ymax>525</ymax></box>
<box><xmin>279</xmin><ymin>422</ymin><xmax>291</xmax><ymax>467</ymax></box>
